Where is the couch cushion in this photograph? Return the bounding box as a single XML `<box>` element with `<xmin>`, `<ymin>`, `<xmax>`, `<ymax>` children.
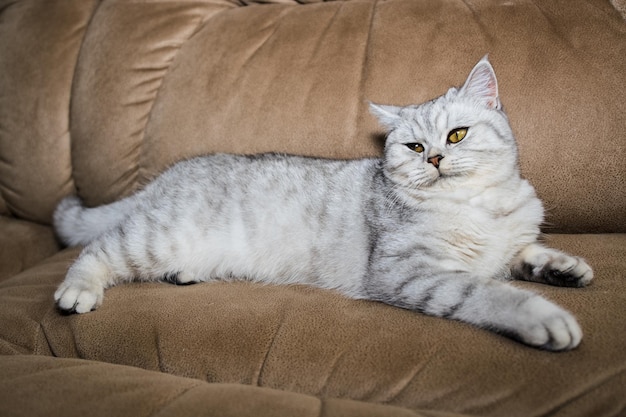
<box><xmin>0</xmin><ymin>0</ymin><xmax>96</xmax><ymax>223</ymax></box>
<box><xmin>0</xmin><ymin>216</ymin><xmax>59</xmax><ymax>282</ymax></box>
<box><xmin>1</xmin><ymin>234</ymin><xmax>624</xmax><ymax>416</ymax></box>
<box><xmin>0</xmin><ymin>355</ymin><xmax>454</xmax><ymax>417</ymax></box>
<box><xmin>69</xmin><ymin>0</ymin><xmax>234</xmax><ymax>209</ymax></box>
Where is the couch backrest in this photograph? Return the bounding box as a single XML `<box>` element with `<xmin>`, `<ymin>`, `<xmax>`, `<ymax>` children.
<box><xmin>1</xmin><ymin>0</ymin><xmax>624</xmax><ymax>233</ymax></box>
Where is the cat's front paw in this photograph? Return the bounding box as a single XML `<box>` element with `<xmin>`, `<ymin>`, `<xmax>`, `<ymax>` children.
<box><xmin>518</xmin><ymin>245</ymin><xmax>593</xmax><ymax>288</ymax></box>
<box><xmin>54</xmin><ymin>275</ymin><xmax>104</xmax><ymax>314</ymax></box>
<box><xmin>509</xmin><ymin>296</ymin><xmax>582</xmax><ymax>351</ymax></box>
<box><xmin>535</xmin><ymin>253</ymin><xmax>593</xmax><ymax>288</ymax></box>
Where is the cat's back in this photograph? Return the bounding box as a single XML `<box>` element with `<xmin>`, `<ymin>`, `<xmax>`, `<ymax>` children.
<box><xmin>149</xmin><ymin>153</ymin><xmax>379</xmax><ymax>206</ymax></box>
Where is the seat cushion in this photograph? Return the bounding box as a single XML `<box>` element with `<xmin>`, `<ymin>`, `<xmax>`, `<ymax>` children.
<box><xmin>0</xmin><ymin>355</ymin><xmax>451</xmax><ymax>417</ymax></box>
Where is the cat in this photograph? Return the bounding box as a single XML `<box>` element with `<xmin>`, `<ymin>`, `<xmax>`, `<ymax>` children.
<box><xmin>53</xmin><ymin>56</ymin><xmax>593</xmax><ymax>351</ymax></box>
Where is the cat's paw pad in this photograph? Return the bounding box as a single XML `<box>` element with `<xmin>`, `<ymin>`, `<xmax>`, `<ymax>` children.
<box><xmin>513</xmin><ymin>296</ymin><xmax>582</xmax><ymax>351</ymax></box>
<box><xmin>528</xmin><ymin>251</ymin><xmax>593</xmax><ymax>288</ymax></box>
<box><xmin>54</xmin><ymin>277</ymin><xmax>104</xmax><ymax>314</ymax></box>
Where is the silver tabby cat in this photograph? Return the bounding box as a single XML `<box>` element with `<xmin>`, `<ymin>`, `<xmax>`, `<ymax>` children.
<box><xmin>54</xmin><ymin>57</ymin><xmax>592</xmax><ymax>351</ymax></box>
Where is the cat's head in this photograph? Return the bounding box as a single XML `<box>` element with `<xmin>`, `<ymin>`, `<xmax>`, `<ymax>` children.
<box><xmin>370</xmin><ymin>56</ymin><xmax>519</xmax><ymax>194</ymax></box>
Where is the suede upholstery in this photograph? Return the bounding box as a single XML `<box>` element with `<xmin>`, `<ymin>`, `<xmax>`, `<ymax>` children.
<box><xmin>0</xmin><ymin>0</ymin><xmax>624</xmax><ymax>416</ymax></box>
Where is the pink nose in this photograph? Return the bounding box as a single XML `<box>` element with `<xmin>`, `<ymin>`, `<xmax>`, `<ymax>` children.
<box><xmin>428</xmin><ymin>155</ymin><xmax>444</xmax><ymax>168</ymax></box>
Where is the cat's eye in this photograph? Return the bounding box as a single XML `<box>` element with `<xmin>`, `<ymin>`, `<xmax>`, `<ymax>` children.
<box><xmin>448</xmin><ymin>127</ymin><xmax>468</xmax><ymax>144</ymax></box>
<box><xmin>405</xmin><ymin>143</ymin><xmax>424</xmax><ymax>153</ymax></box>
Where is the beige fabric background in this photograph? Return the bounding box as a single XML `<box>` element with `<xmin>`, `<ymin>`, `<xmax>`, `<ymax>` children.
<box><xmin>0</xmin><ymin>0</ymin><xmax>624</xmax><ymax>232</ymax></box>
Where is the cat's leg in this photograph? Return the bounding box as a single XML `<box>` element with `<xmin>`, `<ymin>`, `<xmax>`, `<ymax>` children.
<box><xmin>367</xmin><ymin>274</ymin><xmax>582</xmax><ymax>351</ymax></box>
<box><xmin>55</xmin><ymin>239</ymin><xmax>123</xmax><ymax>314</ymax></box>
<box><xmin>54</xmin><ymin>219</ymin><xmax>204</xmax><ymax>313</ymax></box>
<box><xmin>510</xmin><ymin>243</ymin><xmax>593</xmax><ymax>288</ymax></box>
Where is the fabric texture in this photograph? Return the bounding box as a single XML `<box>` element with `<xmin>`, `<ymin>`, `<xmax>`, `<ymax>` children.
<box><xmin>0</xmin><ymin>355</ymin><xmax>465</xmax><ymax>417</ymax></box>
<box><xmin>0</xmin><ymin>217</ymin><xmax>59</xmax><ymax>282</ymax></box>
<box><xmin>0</xmin><ymin>0</ymin><xmax>625</xmax><ymax>415</ymax></box>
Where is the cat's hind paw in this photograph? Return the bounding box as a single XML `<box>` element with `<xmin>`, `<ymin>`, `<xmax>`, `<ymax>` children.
<box><xmin>163</xmin><ymin>271</ymin><xmax>203</xmax><ymax>285</ymax></box>
<box><xmin>54</xmin><ymin>276</ymin><xmax>104</xmax><ymax>314</ymax></box>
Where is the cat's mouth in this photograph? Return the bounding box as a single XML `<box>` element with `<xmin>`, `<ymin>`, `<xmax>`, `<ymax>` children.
<box><xmin>427</xmin><ymin>165</ymin><xmax>464</xmax><ymax>184</ymax></box>
<box><xmin>429</xmin><ymin>164</ymin><xmax>444</xmax><ymax>178</ymax></box>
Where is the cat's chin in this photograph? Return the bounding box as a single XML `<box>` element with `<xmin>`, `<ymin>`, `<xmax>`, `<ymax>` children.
<box><xmin>424</xmin><ymin>167</ymin><xmax>459</xmax><ymax>186</ymax></box>
<box><xmin>419</xmin><ymin>171</ymin><xmax>471</xmax><ymax>193</ymax></box>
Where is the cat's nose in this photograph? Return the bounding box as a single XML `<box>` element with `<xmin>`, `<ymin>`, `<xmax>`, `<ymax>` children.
<box><xmin>427</xmin><ymin>154</ymin><xmax>444</xmax><ymax>168</ymax></box>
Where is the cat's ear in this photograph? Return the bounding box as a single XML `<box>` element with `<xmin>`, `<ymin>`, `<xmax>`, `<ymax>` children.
<box><xmin>369</xmin><ymin>102</ymin><xmax>403</xmax><ymax>130</ymax></box>
<box><xmin>460</xmin><ymin>55</ymin><xmax>501</xmax><ymax>110</ymax></box>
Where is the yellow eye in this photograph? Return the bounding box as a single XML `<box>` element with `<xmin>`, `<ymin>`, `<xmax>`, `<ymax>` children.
<box><xmin>448</xmin><ymin>127</ymin><xmax>468</xmax><ymax>144</ymax></box>
<box><xmin>405</xmin><ymin>143</ymin><xmax>424</xmax><ymax>153</ymax></box>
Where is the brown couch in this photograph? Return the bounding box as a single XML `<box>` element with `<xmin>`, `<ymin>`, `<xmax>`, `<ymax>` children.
<box><xmin>1</xmin><ymin>0</ymin><xmax>625</xmax><ymax>415</ymax></box>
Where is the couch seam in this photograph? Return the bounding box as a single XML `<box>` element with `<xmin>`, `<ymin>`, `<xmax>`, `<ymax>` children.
<box><xmin>254</xmin><ymin>307</ymin><xmax>288</xmax><ymax>387</ymax></box>
<box><xmin>38</xmin><ymin>302</ymin><xmax>66</xmax><ymax>357</ymax></box>
<box><xmin>36</xmin><ymin>321</ymin><xmax>55</xmax><ymax>357</ymax></box>
<box><xmin>66</xmin><ymin>0</ymin><xmax>104</xmax><ymax>202</ymax></box>
<box><xmin>540</xmin><ymin>364</ymin><xmax>626</xmax><ymax>416</ymax></box>
<box><xmin>354</xmin><ymin>0</ymin><xmax>378</xmax><ymax>147</ymax></box>
<box><xmin>0</xmin><ymin>0</ymin><xmax>20</xmax><ymax>215</ymax></box>
<box><xmin>316</xmin><ymin>396</ymin><xmax>325</xmax><ymax>417</ymax></box>
<box><xmin>135</xmin><ymin>4</ymin><xmax>233</xmax><ymax>186</ymax></box>
<box><xmin>148</xmin><ymin>381</ymin><xmax>207</xmax><ymax>417</ymax></box>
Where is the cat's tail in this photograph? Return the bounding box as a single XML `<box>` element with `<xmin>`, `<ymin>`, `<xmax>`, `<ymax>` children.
<box><xmin>53</xmin><ymin>195</ymin><xmax>135</xmax><ymax>247</ymax></box>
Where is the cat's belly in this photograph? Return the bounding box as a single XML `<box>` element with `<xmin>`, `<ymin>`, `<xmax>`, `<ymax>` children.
<box><xmin>174</xmin><ymin>202</ymin><xmax>370</xmax><ymax>297</ymax></box>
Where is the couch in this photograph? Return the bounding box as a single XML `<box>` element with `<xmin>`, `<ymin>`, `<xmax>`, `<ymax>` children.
<box><xmin>1</xmin><ymin>0</ymin><xmax>625</xmax><ymax>415</ymax></box>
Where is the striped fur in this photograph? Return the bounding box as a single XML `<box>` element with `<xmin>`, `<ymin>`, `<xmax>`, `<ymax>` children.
<box><xmin>54</xmin><ymin>57</ymin><xmax>592</xmax><ymax>351</ymax></box>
